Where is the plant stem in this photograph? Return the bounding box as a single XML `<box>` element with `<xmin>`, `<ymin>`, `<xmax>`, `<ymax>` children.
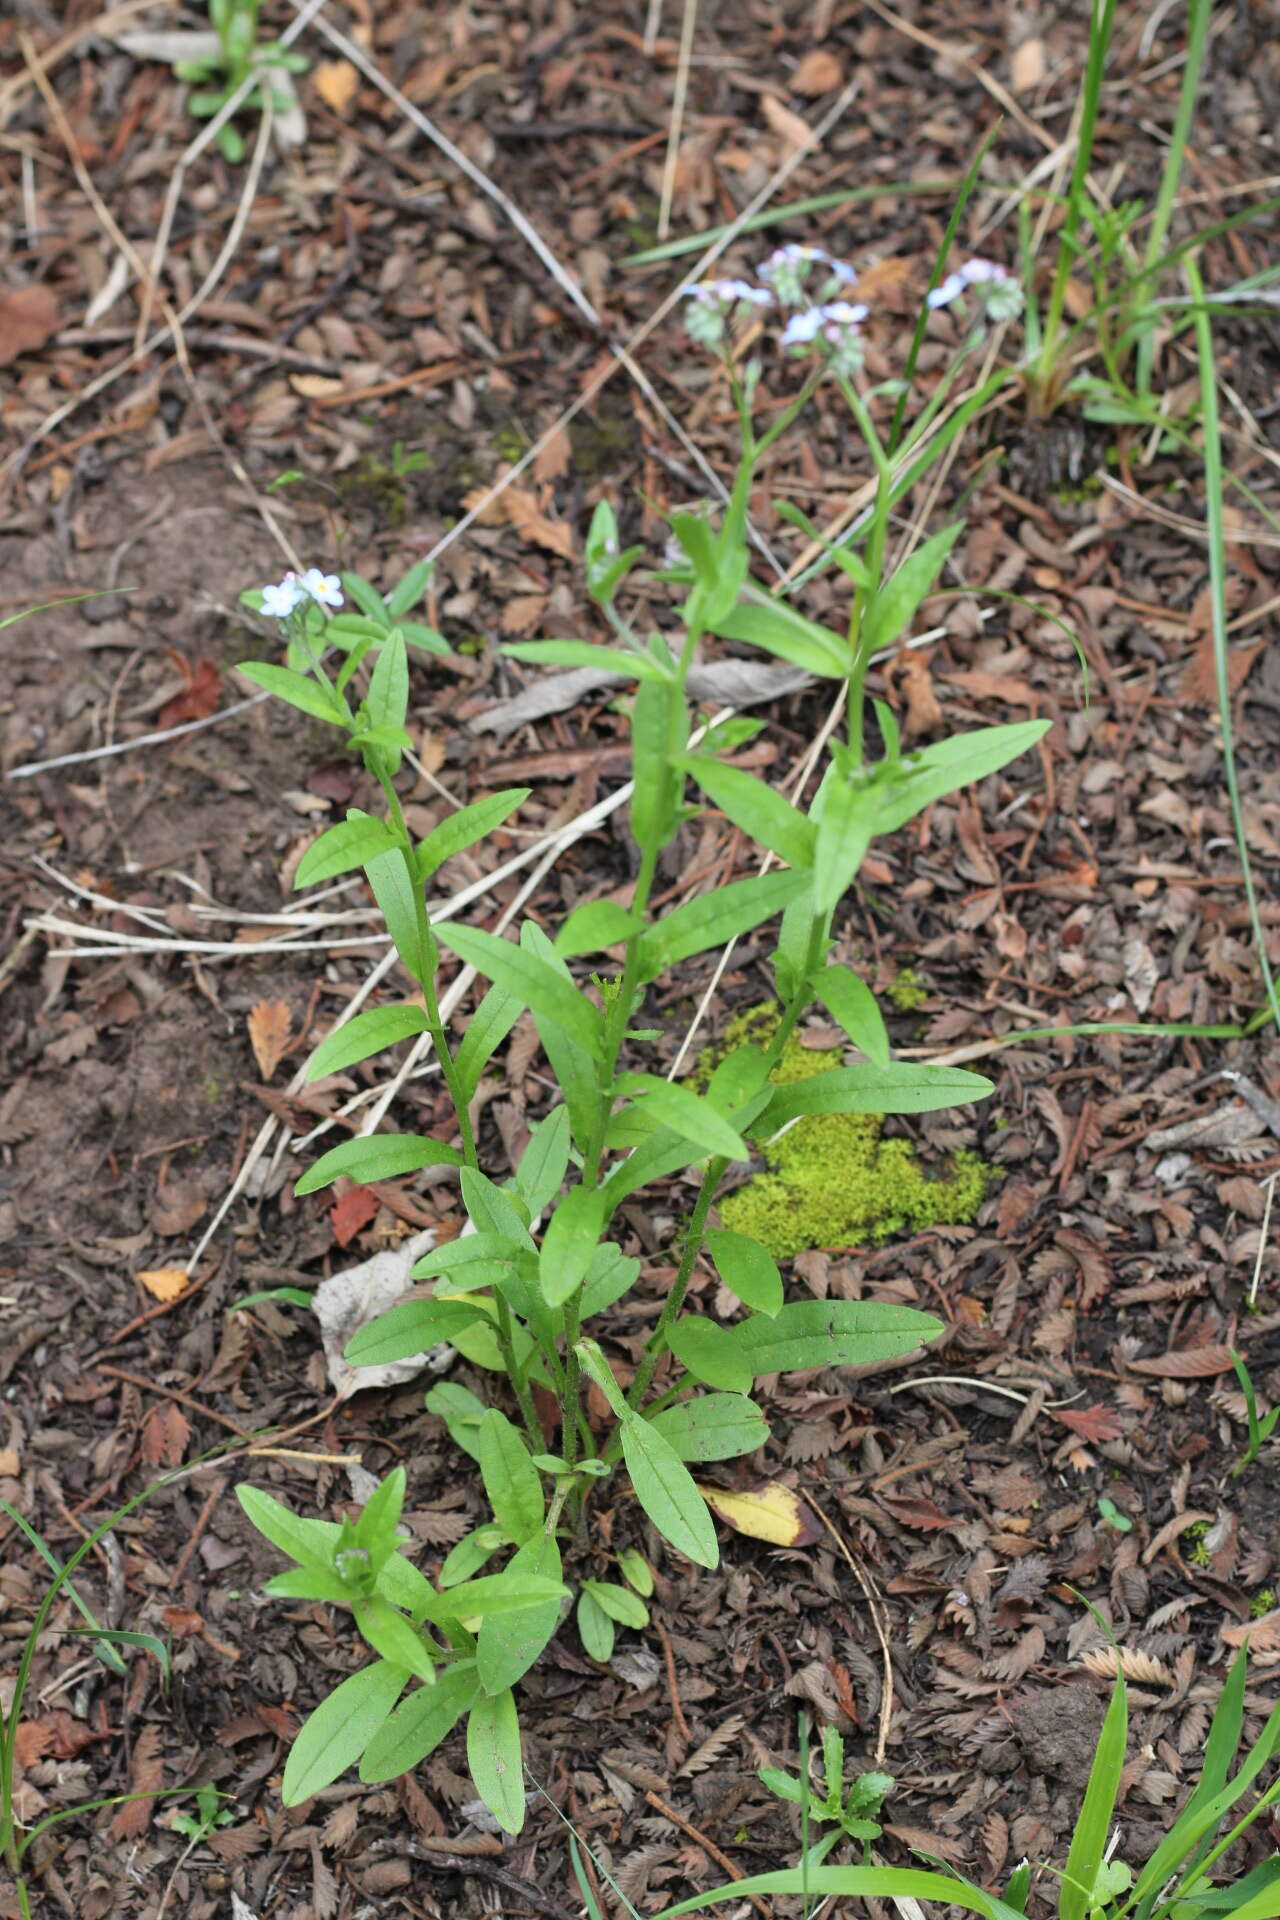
<box><xmin>625</xmin><ymin>921</ymin><xmax>827</xmax><ymax>1412</ymax></box>
<box><xmin>1035</xmin><ymin>0</ymin><xmax>1117</xmax><ymax>406</ymax></box>
<box><xmin>1134</xmin><ymin>0</ymin><xmax>1211</xmax><ymax>395</ymax></box>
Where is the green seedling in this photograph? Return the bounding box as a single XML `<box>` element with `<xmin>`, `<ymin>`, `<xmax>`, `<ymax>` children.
<box><xmin>759</xmin><ymin>1718</ymin><xmax>893</xmax><ymax>1865</ymax></box>
<box><xmin>1228</xmin><ymin>1351</ymin><xmax>1279</xmax><ymax>1478</ymax></box>
<box><xmin>174</xmin><ymin>0</ymin><xmax>308</xmax><ymax>163</ymax></box>
<box><xmin>1096</xmin><ymin>1496</ymin><xmax>1133</xmax><ymax>1534</ymax></box>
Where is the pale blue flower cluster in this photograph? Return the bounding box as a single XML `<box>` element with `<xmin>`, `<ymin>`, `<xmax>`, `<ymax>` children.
<box><xmin>259</xmin><ymin>568</ymin><xmax>345</xmax><ymax>621</ymax></box>
<box><xmin>681</xmin><ymin>244</ymin><xmax>1021</xmax><ymax>373</ymax></box>
<box><xmin>926</xmin><ymin>256</ymin><xmax>1024</xmax><ymax>324</ymax></box>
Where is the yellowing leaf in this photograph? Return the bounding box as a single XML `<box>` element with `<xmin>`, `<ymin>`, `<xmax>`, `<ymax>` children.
<box><xmin>313</xmin><ymin>57</ymin><xmax>359</xmax><ymax>114</ymax></box>
<box><xmin>138</xmin><ymin>1267</ymin><xmax>189</xmax><ymax>1303</ymax></box>
<box><xmin>696</xmin><ymin>1480</ymin><xmax>820</xmax><ymax>1547</ymax></box>
<box><xmin>248</xmin><ymin>998</ymin><xmax>292</xmax><ymax>1080</ymax></box>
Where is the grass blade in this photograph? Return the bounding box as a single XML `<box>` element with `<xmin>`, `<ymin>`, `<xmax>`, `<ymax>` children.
<box><xmin>1060</xmin><ymin>1670</ymin><xmax>1128</xmax><ymax>1920</ymax></box>
<box><xmin>1187</xmin><ymin>257</ymin><xmax>1280</xmax><ymax>1033</ymax></box>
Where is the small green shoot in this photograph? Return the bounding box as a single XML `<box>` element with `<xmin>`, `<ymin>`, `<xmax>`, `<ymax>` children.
<box><xmin>1228</xmin><ymin>1350</ymin><xmax>1279</xmax><ymax>1478</ymax></box>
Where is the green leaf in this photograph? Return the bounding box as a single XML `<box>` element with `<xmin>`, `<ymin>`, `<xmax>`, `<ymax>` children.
<box><xmin>760</xmin><ymin>1062</ymin><xmax>993</xmax><ymax>1128</ymax></box>
<box><xmin>353</xmin><ymin>1597</ymin><xmax>435</xmax><ymax>1682</ymax></box>
<box><xmin>418</xmin><ymin>790</ymin><xmax>531</xmax><ymax>884</ymax></box>
<box><xmin>651</xmin><ymin>1865</ymin><xmax>1023</xmax><ymax>1920</ymax></box>
<box><xmin>398</xmin><ymin>618</ymin><xmax>450</xmax><ymax>656</ymax></box>
<box><xmin>621</xmin><ymin>1418</ymin><xmax>719</xmax><ymax>1567</ymax></box>
<box><xmin>477</xmin><ymin>1410</ymin><xmax>544</xmax><ymax>1544</ymax></box>
<box><xmin>439</xmin><ymin>1525</ymin><xmax>505</xmax><ymax>1587</ymax></box>
<box><xmin>305</xmin><ymin>1004</ymin><xmax>429</xmax><ymax>1081</ymax></box>
<box><xmin>579</xmin><ymin>1242</ymin><xmax>642</xmax><ymax>1319</ymax></box>
<box><xmin>366</xmin><ymin>627</ymin><xmax>409</xmax><ymax>737</ymax></box>
<box><xmin>354</xmin><ymin>1466</ymin><xmax>406</xmax><ymax>1557</ymax></box>
<box><xmin>519</xmin><ymin>922</ymin><xmax>602</xmax><ymax>1148</ymax></box>
<box><xmin>1061</xmin><ymin>1673</ymin><xmax>1128</xmax><ymax>1920</ymax></box>
<box><xmin>628</xmin><ymin>675</ymin><xmax>686</xmax><ymax>852</ymax></box>
<box><xmin>618</xmin><ymin>1547</ymin><xmax>654</xmax><ymax>1596</ymax></box>
<box><xmin>809</xmin><ymin>767</ymin><xmax>874</xmax><ymax>915</ymax></box>
<box><xmin>726</xmin><ymin>1299</ymin><xmax>939</xmax><ymax>1377</ymax></box>
<box><xmin>615</xmin><ymin>1074</ymin><xmax>749</xmax><ymax>1162</ymax></box>
<box><xmin>577</xmin><ymin>1587</ymin><xmax>614</xmax><ymax>1662</ymax></box>
<box><xmin>540</xmin><ymin>1184</ymin><xmax>608</xmax><ymax>1308</ymax></box>
<box><xmin>680</xmin><ymin>759</ymin><xmax>815</xmax><ymax>870</ymax></box>
<box><xmin>282</xmin><ymin>1661</ymin><xmax>408</xmax><ymax>1804</ymax></box>
<box><xmin>667</xmin><ymin>1316</ymin><xmax>754</xmax><ymax>1394</ymax></box>
<box><xmin>514</xmin><ymin>1107</ymin><xmax>571</xmax><ymax>1216</ymax></box>
<box><xmin>555</xmin><ymin>900</ymin><xmax>645</xmax><ymax>958</ymax></box>
<box><xmin>454</xmin><ymin>982</ymin><xmax>523</xmax><ymax>1107</ymax></box>
<box><xmin>863</xmin><ymin>522</ymin><xmax>963</xmax><ymax>655</ymax></box>
<box><xmin>342</xmin><ymin>572</ymin><xmax>389</xmax><ymax>620</ymax></box>
<box><xmin>633</xmin><ymin>870</ymin><xmax>809</xmax><ymax>984</ymax></box>
<box><xmin>460</xmin><ymin>1167</ymin><xmax>533</xmax><ymax>1246</ymax></box>
<box><xmin>648</xmin><ymin>1393</ymin><xmax>769</xmax><ymax>1462</ymax></box>
<box><xmin>477</xmin><ymin>1534</ymin><xmax>563</xmax><ymax>1694</ymax></box>
<box><xmin>1132</xmin><ymin>1650</ymin><xmax>1246</xmax><ymax>1915</ymax></box>
<box><xmin>365</xmin><ymin>842</ymin><xmax>434</xmax><ymax>987</ymax></box>
<box><xmin>412</xmin><ymin>1234</ymin><xmax>519</xmax><ymax>1286</ymax></box>
<box><xmin>344</xmin><ymin>1298</ymin><xmax>487</xmax><ymax>1367</ymax></box>
<box><xmin>582</xmin><ymin>1579</ymin><xmax>648</xmax><ymax>1628</ymax></box>
<box><xmin>869</xmin><ymin>721</ymin><xmax>1050</xmax><ymax>837</ymax></box>
<box><xmin>705</xmin><ymin>1229</ymin><xmax>782</xmax><ymax>1316</ymax></box>
<box><xmin>503</xmin><ymin>639</ymin><xmax>673</xmax><ymax>683</ymax></box>
<box><xmin>264</xmin><ymin>1568</ymin><xmax>355</xmax><ymax>1603</ymax></box>
<box><xmin>817</xmin><ymin>964</ymin><xmax>890</xmax><ymax>1068</ymax></box>
<box><xmin>230</xmin><ymin>1286</ymin><xmax>313</xmax><ymax>1312</ymax></box>
<box><xmin>419</xmin><ymin>1572</ymin><xmax>568</xmax><ymax>1626</ymax></box>
<box><xmin>711</xmin><ymin>596</ymin><xmax>850</xmax><ymax>677</ymax></box>
<box><xmin>425</xmin><ymin>1381</ymin><xmax>489</xmax><ymax>1462</ymax></box>
<box><xmin>467</xmin><ymin>1689</ymin><xmax>525</xmax><ymax>1834</ymax></box>
<box><xmin>238</xmin><ymin>660</ymin><xmax>347</xmax><ymax>724</ymax></box>
<box><xmin>359</xmin><ymin>1661</ymin><xmax>479</xmax><ymax>1783</ymax></box>
<box><xmin>385</xmin><ymin>557</ymin><xmax>434</xmax><ymax>618</ymax></box>
<box><xmin>295</xmin><ymin>812</ymin><xmax>400</xmax><ymax>887</ymax></box>
<box><xmin>237</xmin><ymin>1485</ymin><xmax>337</xmax><ymax>1571</ymax></box>
<box><xmin>295</xmin><ymin>1133</ymin><xmax>463</xmax><ymax>1194</ymax></box>
<box><xmin>439</xmin><ymin>925</ymin><xmax>605</xmax><ymax>1057</ymax></box>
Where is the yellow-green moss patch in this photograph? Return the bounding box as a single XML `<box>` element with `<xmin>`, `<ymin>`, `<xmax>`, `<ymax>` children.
<box><xmin>698</xmin><ymin>1003</ymin><xmax>989</xmax><ymax>1262</ymax></box>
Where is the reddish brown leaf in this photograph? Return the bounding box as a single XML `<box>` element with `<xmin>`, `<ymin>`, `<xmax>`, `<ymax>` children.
<box><xmin>161</xmin><ymin>1606</ymin><xmax>205</xmax><ymax>1637</ymax></box>
<box><xmin>879</xmin><ymin>1494</ymin><xmax>953</xmax><ymax>1532</ymax></box>
<box><xmin>248</xmin><ymin>999</ymin><xmax>292</xmax><ymax>1081</ymax></box>
<box><xmin>110</xmin><ymin>1723</ymin><xmax>163</xmax><ymax>1839</ymax></box>
<box><xmin>1179</xmin><ymin>630</ymin><xmax>1263</xmax><ymax>705</ymax></box>
<box><xmin>13</xmin><ymin>1721</ymin><xmax>53</xmax><ymax>1772</ymax></box>
<box><xmin>329</xmin><ymin>1182</ymin><xmax>381</xmax><ymax>1247</ymax></box>
<box><xmin>156</xmin><ymin>657</ymin><xmax>222</xmax><ymax>728</ymax></box>
<box><xmin>1053</xmin><ymin>1403</ymin><xmax>1124</xmax><ymax>1443</ymax></box>
<box><xmin>0</xmin><ymin>284</ymin><xmax>60</xmax><ymax>366</ymax></box>
<box><xmin>1129</xmin><ymin>1345</ymin><xmax>1238</xmax><ymax>1379</ymax></box>
<box><xmin>142</xmin><ymin>1401</ymin><xmax>190</xmax><ymax>1468</ymax></box>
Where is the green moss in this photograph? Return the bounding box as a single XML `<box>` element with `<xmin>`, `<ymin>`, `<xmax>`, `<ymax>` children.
<box><xmin>697</xmin><ymin>1004</ymin><xmax>990</xmax><ymax>1262</ymax></box>
<box><xmin>1185</xmin><ymin>1519</ymin><xmax>1211</xmax><ymax>1568</ymax></box>
<box><xmin>886</xmin><ymin>967</ymin><xmax>928</xmax><ymax>1012</ymax></box>
<box><xmin>1251</xmin><ymin>1588</ymin><xmax>1276</xmax><ymax>1617</ymax></box>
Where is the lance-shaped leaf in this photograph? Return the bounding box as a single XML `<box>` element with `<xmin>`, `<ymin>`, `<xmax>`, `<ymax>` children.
<box><xmin>418</xmin><ymin>789</ymin><xmax>531</xmax><ymax>883</ymax></box>
<box><xmin>344</xmin><ymin>1297</ymin><xmax>488</xmax><ymax>1368</ymax></box>
<box><xmin>359</xmin><ymin>1660</ymin><xmax>479</xmax><ymax>1783</ymax></box>
<box><xmin>438</xmin><ymin>925</ymin><xmax>605</xmax><ymax>1058</ymax></box>
<box><xmin>759</xmin><ymin>1061</ymin><xmax>993</xmax><ymax>1129</ymax></box>
<box><xmin>295</xmin><ymin>1133</ymin><xmax>463</xmax><ymax>1195</ymax></box>
<box><xmin>614</xmin><ymin>1073</ymin><xmax>749</xmax><ymax>1162</ymax></box>
<box><xmin>282</xmin><ymin>1660</ymin><xmax>409</xmax><ymax>1804</ymax></box>
<box><xmin>305</xmin><ymin>1004</ymin><xmax>429</xmax><ymax>1081</ymax></box>
<box><xmin>296</xmin><ymin>811</ymin><xmax>400</xmax><ymax>887</ymax></box>
<box><xmin>633</xmin><ymin>870</ymin><xmax>809</xmax><ymax>984</ymax></box>
<box><xmin>679</xmin><ymin>758</ymin><xmax>816</xmax><ymax>870</ymax></box>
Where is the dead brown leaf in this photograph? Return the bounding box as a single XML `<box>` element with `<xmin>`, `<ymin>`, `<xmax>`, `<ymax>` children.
<box><xmin>248</xmin><ymin>998</ymin><xmax>292</xmax><ymax>1080</ymax></box>
<box><xmin>791</xmin><ymin>48</ymin><xmax>844</xmax><ymax>93</ymax></box>
<box><xmin>1129</xmin><ymin>1345</ymin><xmax>1238</xmax><ymax>1378</ymax></box>
<box><xmin>150</xmin><ymin>1176</ymin><xmax>207</xmax><ymax>1237</ymax></box>
<box><xmin>0</xmin><ymin>284</ymin><xmax>60</xmax><ymax>366</ymax></box>
<box><xmin>762</xmin><ymin>93</ymin><xmax>813</xmax><ymax>151</ymax></box>
<box><xmin>1010</xmin><ymin>36</ymin><xmax>1047</xmax><ymax>91</ymax></box>
<box><xmin>1179</xmin><ymin>631</ymin><xmax>1263</xmax><ymax>705</ymax></box>
<box><xmin>110</xmin><ymin>1723</ymin><xmax>163</xmax><ymax>1839</ymax></box>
